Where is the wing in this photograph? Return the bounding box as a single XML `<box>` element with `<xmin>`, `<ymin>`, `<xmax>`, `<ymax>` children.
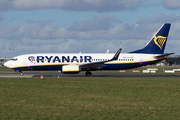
<box><xmin>79</xmin><ymin>48</ymin><xmax>122</xmax><ymax>69</ymax></box>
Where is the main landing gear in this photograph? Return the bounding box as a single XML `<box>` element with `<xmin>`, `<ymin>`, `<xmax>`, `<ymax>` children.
<box><xmin>85</xmin><ymin>71</ymin><xmax>92</xmax><ymax>76</ymax></box>
<box><xmin>20</xmin><ymin>72</ymin><xmax>24</xmax><ymax>76</ymax></box>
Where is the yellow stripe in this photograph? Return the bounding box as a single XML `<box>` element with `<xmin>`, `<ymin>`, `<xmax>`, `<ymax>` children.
<box><xmin>105</xmin><ymin>58</ymin><xmax>164</xmax><ymax>64</ymax></box>
<box><xmin>10</xmin><ymin>63</ymin><xmax>83</xmax><ymax>69</ymax></box>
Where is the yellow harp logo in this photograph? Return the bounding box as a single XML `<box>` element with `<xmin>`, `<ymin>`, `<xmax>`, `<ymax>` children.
<box><xmin>153</xmin><ymin>36</ymin><xmax>167</xmax><ymax>50</ymax></box>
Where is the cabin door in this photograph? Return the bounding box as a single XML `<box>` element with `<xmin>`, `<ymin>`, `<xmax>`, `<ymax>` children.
<box><xmin>139</xmin><ymin>56</ymin><xmax>143</xmax><ymax>64</ymax></box>
<box><xmin>23</xmin><ymin>57</ymin><xmax>28</xmax><ymax>65</ymax></box>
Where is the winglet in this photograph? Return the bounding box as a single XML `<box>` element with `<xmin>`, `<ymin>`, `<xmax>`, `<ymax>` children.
<box><xmin>111</xmin><ymin>48</ymin><xmax>122</xmax><ymax>60</ymax></box>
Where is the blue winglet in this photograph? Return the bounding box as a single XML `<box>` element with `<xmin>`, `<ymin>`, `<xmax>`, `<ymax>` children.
<box><xmin>111</xmin><ymin>48</ymin><xmax>122</xmax><ymax>60</ymax></box>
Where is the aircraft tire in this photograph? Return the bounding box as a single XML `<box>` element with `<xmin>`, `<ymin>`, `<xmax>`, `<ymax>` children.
<box><xmin>20</xmin><ymin>72</ymin><xmax>24</xmax><ymax>76</ymax></box>
<box><xmin>85</xmin><ymin>71</ymin><xmax>92</xmax><ymax>76</ymax></box>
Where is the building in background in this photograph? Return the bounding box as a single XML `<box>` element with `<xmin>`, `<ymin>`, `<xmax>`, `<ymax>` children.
<box><xmin>165</xmin><ymin>55</ymin><xmax>180</xmax><ymax>66</ymax></box>
<box><xmin>0</xmin><ymin>57</ymin><xmax>13</xmax><ymax>66</ymax></box>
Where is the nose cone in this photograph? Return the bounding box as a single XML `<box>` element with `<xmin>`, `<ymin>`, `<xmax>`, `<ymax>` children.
<box><xmin>4</xmin><ymin>61</ymin><xmax>11</xmax><ymax>68</ymax></box>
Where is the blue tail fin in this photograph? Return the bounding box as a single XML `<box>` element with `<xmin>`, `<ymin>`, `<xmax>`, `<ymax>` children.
<box><xmin>130</xmin><ymin>23</ymin><xmax>171</xmax><ymax>54</ymax></box>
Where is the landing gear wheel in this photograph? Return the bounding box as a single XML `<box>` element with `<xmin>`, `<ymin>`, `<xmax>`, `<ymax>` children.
<box><xmin>20</xmin><ymin>72</ymin><xmax>24</xmax><ymax>76</ymax></box>
<box><xmin>85</xmin><ymin>71</ymin><xmax>92</xmax><ymax>76</ymax></box>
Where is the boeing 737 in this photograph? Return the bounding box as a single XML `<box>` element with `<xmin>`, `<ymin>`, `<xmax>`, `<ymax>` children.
<box><xmin>4</xmin><ymin>23</ymin><xmax>173</xmax><ymax>76</ymax></box>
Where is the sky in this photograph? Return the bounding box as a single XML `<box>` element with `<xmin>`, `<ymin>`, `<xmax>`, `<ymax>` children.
<box><xmin>1</xmin><ymin>0</ymin><xmax>180</xmax><ymax>57</ymax></box>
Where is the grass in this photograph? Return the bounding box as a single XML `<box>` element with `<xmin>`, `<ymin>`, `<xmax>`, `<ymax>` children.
<box><xmin>0</xmin><ymin>77</ymin><xmax>180</xmax><ymax>119</ymax></box>
<box><xmin>95</xmin><ymin>66</ymin><xmax>180</xmax><ymax>74</ymax></box>
<box><xmin>0</xmin><ymin>66</ymin><xmax>14</xmax><ymax>71</ymax></box>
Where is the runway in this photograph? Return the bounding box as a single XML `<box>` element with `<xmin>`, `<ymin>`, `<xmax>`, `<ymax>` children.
<box><xmin>0</xmin><ymin>71</ymin><xmax>180</xmax><ymax>78</ymax></box>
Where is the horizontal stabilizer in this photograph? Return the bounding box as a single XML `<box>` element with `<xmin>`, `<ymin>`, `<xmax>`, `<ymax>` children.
<box><xmin>154</xmin><ymin>53</ymin><xmax>174</xmax><ymax>58</ymax></box>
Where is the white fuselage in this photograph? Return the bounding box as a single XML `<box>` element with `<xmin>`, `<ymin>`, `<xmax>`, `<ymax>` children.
<box><xmin>4</xmin><ymin>53</ymin><xmax>163</xmax><ymax>71</ymax></box>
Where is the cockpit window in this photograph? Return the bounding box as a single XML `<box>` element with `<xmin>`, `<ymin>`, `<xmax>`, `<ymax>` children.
<box><xmin>11</xmin><ymin>58</ymin><xmax>18</xmax><ymax>61</ymax></box>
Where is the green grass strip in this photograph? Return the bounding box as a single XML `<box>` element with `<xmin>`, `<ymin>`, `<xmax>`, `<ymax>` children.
<box><xmin>0</xmin><ymin>77</ymin><xmax>180</xmax><ymax>119</ymax></box>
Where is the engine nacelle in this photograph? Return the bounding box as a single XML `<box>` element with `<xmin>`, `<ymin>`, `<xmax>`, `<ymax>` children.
<box><xmin>62</xmin><ymin>65</ymin><xmax>80</xmax><ymax>74</ymax></box>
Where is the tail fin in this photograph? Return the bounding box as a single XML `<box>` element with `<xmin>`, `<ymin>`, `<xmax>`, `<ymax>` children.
<box><xmin>130</xmin><ymin>23</ymin><xmax>171</xmax><ymax>54</ymax></box>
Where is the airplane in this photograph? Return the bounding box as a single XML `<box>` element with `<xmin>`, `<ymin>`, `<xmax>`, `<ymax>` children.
<box><xmin>4</xmin><ymin>23</ymin><xmax>174</xmax><ymax>76</ymax></box>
